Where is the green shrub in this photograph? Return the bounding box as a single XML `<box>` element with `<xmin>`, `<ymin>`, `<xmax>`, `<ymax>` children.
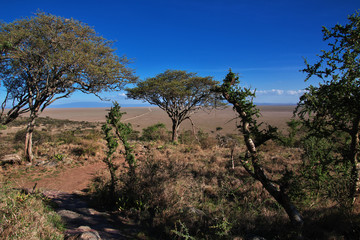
<box><xmin>13</xmin><ymin>128</ymin><xmax>52</xmax><ymax>145</ymax></box>
<box><xmin>288</xmin><ymin>136</ymin><xmax>353</xmax><ymax>209</ymax></box>
<box><xmin>141</xmin><ymin>123</ymin><xmax>170</xmax><ymax>141</ymax></box>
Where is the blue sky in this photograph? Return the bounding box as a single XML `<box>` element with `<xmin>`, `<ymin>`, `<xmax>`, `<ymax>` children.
<box><xmin>1</xmin><ymin>0</ymin><xmax>359</xmax><ymax>106</ymax></box>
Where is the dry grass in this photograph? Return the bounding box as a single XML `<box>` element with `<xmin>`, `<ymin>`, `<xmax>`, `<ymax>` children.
<box><xmin>2</xmin><ymin>108</ymin><xmax>360</xmax><ymax>239</ymax></box>
<box><xmin>87</xmin><ymin>139</ymin><xmax>304</xmax><ymax>239</ymax></box>
<box><xmin>0</xmin><ymin>183</ymin><xmax>64</xmax><ymax>239</ymax></box>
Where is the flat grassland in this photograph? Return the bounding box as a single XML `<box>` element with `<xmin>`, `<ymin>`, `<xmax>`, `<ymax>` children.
<box><xmin>39</xmin><ymin>105</ymin><xmax>295</xmax><ymax>134</ymax></box>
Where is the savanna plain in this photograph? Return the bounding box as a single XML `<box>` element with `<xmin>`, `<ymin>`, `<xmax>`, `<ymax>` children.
<box><xmin>1</xmin><ymin>106</ymin><xmax>359</xmax><ymax>239</ymax></box>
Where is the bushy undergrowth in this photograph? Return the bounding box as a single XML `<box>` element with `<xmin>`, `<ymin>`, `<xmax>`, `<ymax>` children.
<box><xmin>0</xmin><ymin>183</ymin><xmax>64</xmax><ymax>239</ymax></box>
<box><xmin>89</xmin><ymin>140</ymin><xmax>302</xmax><ymax>239</ymax></box>
<box><xmin>88</xmin><ymin>124</ymin><xmax>360</xmax><ymax>239</ymax></box>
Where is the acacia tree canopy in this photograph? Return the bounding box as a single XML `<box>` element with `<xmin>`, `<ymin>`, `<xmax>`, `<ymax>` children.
<box><xmin>0</xmin><ymin>12</ymin><xmax>136</xmax><ymax>124</ymax></box>
<box><xmin>296</xmin><ymin>11</ymin><xmax>360</xmax><ymax>204</ymax></box>
<box><xmin>126</xmin><ymin>70</ymin><xmax>220</xmax><ymax>141</ymax></box>
<box><xmin>0</xmin><ymin>12</ymin><xmax>136</xmax><ymax>162</ymax></box>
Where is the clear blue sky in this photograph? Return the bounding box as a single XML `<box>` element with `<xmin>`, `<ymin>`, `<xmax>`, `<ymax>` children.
<box><xmin>1</xmin><ymin>0</ymin><xmax>359</xmax><ymax>106</ymax></box>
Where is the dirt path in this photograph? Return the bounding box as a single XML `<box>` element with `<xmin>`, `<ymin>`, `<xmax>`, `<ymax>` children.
<box><xmin>16</xmin><ymin>162</ymin><xmax>144</xmax><ymax>239</ymax></box>
<box><xmin>15</xmin><ymin>162</ymin><xmax>107</xmax><ymax>193</ymax></box>
<box><xmin>123</xmin><ymin>107</ymin><xmax>153</xmax><ymax>122</ymax></box>
<box><xmin>42</xmin><ymin>190</ymin><xmax>141</xmax><ymax>239</ymax></box>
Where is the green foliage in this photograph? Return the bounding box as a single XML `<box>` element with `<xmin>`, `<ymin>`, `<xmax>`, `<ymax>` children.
<box><xmin>278</xmin><ymin>119</ymin><xmax>302</xmax><ymax>147</ymax></box>
<box><xmin>216</xmin><ymin>70</ymin><xmax>259</xmax><ymax>123</ymax></box>
<box><xmin>104</xmin><ymin>102</ymin><xmax>136</xmax><ymax>170</ymax></box>
<box><xmin>300</xmin><ymin>136</ymin><xmax>352</xmax><ymax>208</ymax></box>
<box><xmin>171</xmin><ymin>220</ymin><xmax>196</xmax><ymax>240</ymax></box>
<box><xmin>209</xmin><ymin>216</ymin><xmax>232</xmax><ymax>238</ymax></box>
<box><xmin>141</xmin><ymin>123</ymin><xmax>170</xmax><ymax>141</ymax></box>
<box><xmin>53</xmin><ymin>153</ymin><xmax>65</xmax><ymax>161</ymax></box>
<box><xmin>296</xmin><ymin>10</ymin><xmax>360</xmax><ymax>204</ymax></box>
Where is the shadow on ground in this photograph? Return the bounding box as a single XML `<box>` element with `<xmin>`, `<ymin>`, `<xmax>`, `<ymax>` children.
<box><xmin>43</xmin><ymin>190</ymin><xmax>144</xmax><ymax>240</ymax></box>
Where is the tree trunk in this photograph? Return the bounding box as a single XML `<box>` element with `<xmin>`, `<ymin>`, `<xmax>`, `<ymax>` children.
<box><xmin>171</xmin><ymin>119</ymin><xmax>180</xmax><ymax>142</ymax></box>
<box><xmin>187</xmin><ymin>117</ymin><xmax>200</xmax><ymax>143</ymax></box>
<box><xmin>24</xmin><ymin>113</ymin><xmax>37</xmax><ymax>163</ymax></box>
<box><xmin>349</xmin><ymin>122</ymin><xmax>360</xmax><ymax>204</ymax></box>
<box><xmin>242</xmin><ymin>123</ymin><xmax>304</xmax><ymax>229</ymax></box>
<box><xmin>222</xmin><ymin>81</ymin><xmax>304</xmax><ymax>231</ymax></box>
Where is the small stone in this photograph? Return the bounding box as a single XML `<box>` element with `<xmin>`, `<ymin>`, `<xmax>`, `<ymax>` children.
<box><xmin>78</xmin><ymin>231</ymin><xmax>101</xmax><ymax>240</ymax></box>
<box><xmin>69</xmin><ymin>226</ymin><xmax>101</xmax><ymax>240</ymax></box>
<box><xmin>0</xmin><ymin>154</ymin><xmax>22</xmax><ymax>165</ymax></box>
<box><xmin>43</xmin><ymin>160</ymin><xmax>59</xmax><ymax>167</ymax></box>
<box><xmin>58</xmin><ymin>209</ymin><xmax>81</xmax><ymax>220</ymax></box>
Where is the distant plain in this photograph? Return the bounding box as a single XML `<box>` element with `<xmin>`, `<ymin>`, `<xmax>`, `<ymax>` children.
<box><xmin>39</xmin><ymin>105</ymin><xmax>296</xmax><ymax>134</ymax></box>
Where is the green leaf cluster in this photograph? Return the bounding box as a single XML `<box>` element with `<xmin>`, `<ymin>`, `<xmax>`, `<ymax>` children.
<box><xmin>103</xmin><ymin>102</ymin><xmax>136</xmax><ymax>173</ymax></box>
<box><xmin>297</xmin><ymin>10</ymin><xmax>360</xmax><ymax>204</ymax></box>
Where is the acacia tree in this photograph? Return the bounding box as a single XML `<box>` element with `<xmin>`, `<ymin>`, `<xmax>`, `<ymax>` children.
<box><xmin>126</xmin><ymin>70</ymin><xmax>219</xmax><ymax>142</ymax></box>
<box><xmin>216</xmin><ymin>70</ymin><xmax>303</xmax><ymax>230</ymax></box>
<box><xmin>296</xmin><ymin>11</ymin><xmax>360</xmax><ymax>204</ymax></box>
<box><xmin>0</xmin><ymin>12</ymin><xmax>136</xmax><ymax>162</ymax></box>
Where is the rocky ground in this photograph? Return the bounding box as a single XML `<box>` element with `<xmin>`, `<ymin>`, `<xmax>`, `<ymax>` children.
<box><xmin>42</xmin><ymin>190</ymin><xmax>142</xmax><ymax>239</ymax></box>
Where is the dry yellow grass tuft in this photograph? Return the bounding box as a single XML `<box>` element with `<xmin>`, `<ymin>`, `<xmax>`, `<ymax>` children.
<box><xmin>0</xmin><ymin>185</ymin><xmax>64</xmax><ymax>239</ymax></box>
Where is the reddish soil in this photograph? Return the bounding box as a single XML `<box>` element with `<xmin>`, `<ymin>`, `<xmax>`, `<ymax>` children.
<box><xmin>16</xmin><ymin>161</ymin><xmax>107</xmax><ymax>193</ymax></box>
<box><xmin>13</xmin><ymin>161</ymin><xmax>142</xmax><ymax>239</ymax></box>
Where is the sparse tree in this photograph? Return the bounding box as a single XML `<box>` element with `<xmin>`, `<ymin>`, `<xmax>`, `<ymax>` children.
<box><xmin>0</xmin><ymin>12</ymin><xmax>136</xmax><ymax>162</ymax></box>
<box><xmin>216</xmin><ymin>70</ymin><xmax>304</xmax><ymax>231</ymax></box>
<box><xmin>296</xmin><ymin>11</ymin><xmax>360</xmax><ymax>204</ymax></box>
<box><xmin>126</xmin><ymin>70</ymin><xmax>219</xmax><ymax>142</ymax></box>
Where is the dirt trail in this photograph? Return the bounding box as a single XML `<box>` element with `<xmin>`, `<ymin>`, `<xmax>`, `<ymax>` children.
<box><xmin>17</xmin><ymin>162</ymin><xmax>106</xmax><ymax>192</ymax></box>
<box><xmin>43</xmin><ymin>190</ymin><xmax>140</xmax><ymax>239</ymax></box>
<box><xmin>123</xmin><ymin>107</ymin><xmax>153</xmax><ymax>122</ymax></box>
<box><xmin>17</xmin><ymin>162</ymin><xmax>143</xmax><ymax>239</ymax></box>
